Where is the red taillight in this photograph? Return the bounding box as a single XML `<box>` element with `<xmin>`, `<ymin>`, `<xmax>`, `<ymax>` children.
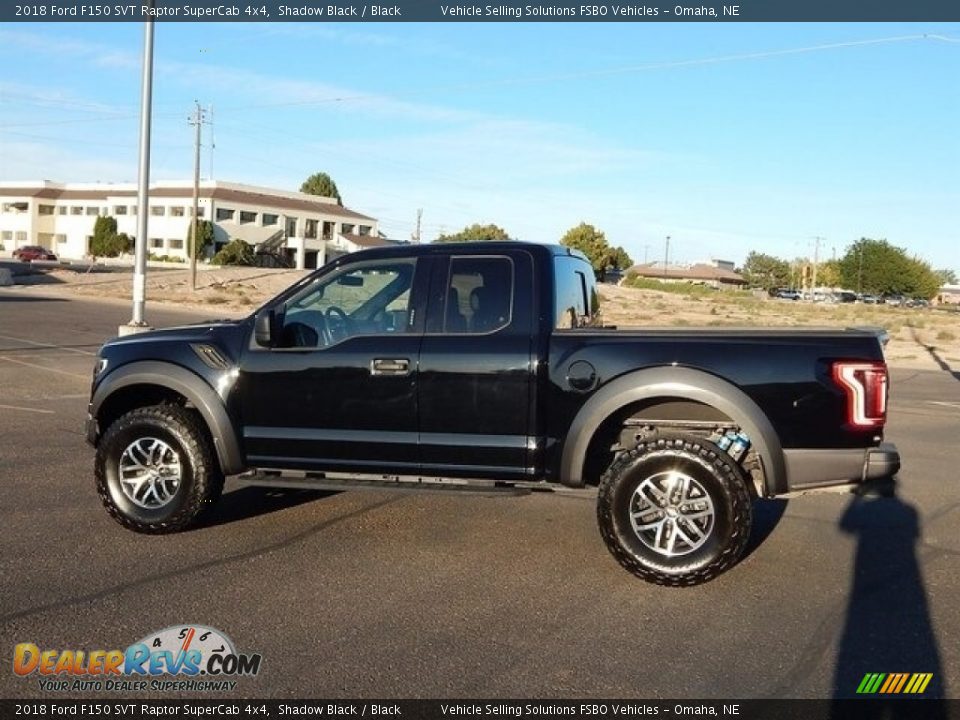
<box><xmin>832</xmin><ymin>361</ymin><xmax>888</xmax><ymax>428</ymax></box>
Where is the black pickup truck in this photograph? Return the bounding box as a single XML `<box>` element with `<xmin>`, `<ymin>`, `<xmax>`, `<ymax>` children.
<box><xmin>86</xmin><ymin>242</ymin><xmax>899</xmax><ymax>585</ymax></box>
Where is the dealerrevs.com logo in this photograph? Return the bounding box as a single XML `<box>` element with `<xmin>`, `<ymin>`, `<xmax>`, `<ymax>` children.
<box><xmin>14</xmin><ymin>625</ymin><xmax>262</xmax><ymax>693</ymax></box>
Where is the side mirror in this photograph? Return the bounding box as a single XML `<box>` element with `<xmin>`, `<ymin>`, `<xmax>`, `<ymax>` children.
<box><xmin>254</xmin><ymin>309</ymin><xmax>275</xmax><ymax>347</ymax></box>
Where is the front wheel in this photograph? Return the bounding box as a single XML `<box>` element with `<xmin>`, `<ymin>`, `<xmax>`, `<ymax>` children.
<box><xmin>95</xmin><ymin>405</ymin><xmax>224</xmax><ymax>534</ymax></box>
<box><xmin>597</xmin><ymin>435</ymin><xmax>752</xmax><ymax>586</ymax></box>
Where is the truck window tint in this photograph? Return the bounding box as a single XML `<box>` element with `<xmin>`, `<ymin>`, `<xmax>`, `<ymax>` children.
<box><xmin>444</xmin><ymin>257</ymin><xmax>513</xmax><ymax>334</ymax></box>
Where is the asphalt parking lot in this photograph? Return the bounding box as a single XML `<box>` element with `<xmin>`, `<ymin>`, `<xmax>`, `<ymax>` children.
<box><xmin>1</xmin><ymin>289</ymin><xmax>958</xmax><ymax>700</ymax></box>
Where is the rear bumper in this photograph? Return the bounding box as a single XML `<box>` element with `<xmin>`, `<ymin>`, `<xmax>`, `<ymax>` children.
<box><xmin>783</xmin><ymin>442</ymin><xmax>900</xmax><ymax>492</ymax></box>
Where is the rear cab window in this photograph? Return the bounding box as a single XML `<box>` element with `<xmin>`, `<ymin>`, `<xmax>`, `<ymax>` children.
<box><xmin>554</xmin><ymin>255</ymin><xmax>601</xmax><ymax>329</ymax></box>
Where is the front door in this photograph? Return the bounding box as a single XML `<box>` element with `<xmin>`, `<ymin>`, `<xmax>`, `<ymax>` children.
<box><xmin>238</xmin><ymin>256</ymin><xmax>429</xmax><ymax>473</ymax></box>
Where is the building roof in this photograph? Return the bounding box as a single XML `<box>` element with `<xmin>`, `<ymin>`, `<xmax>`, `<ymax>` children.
<box><xmin>628</xmin><ymin>262</ymin><xmax>746</xmax><ymax>284</ymax></box>
<box><xmin>0</xmin><ymin>180</ymin><xmax>375</xmax><ymax>221</ymax></box>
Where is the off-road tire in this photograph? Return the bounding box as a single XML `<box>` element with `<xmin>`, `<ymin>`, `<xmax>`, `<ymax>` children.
<box><xmin>95</xmin><ymin>404</ymin><xmax>223</xmax><ymax>534</ymax></box>
<box><xmin>597</xmin><ymin>434</ymin><xmax>752</xmax><ymax>586</ymax></box>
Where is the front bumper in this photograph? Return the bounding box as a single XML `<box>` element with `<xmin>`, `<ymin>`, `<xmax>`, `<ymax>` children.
<box><xmin>783</xmin><ymin>442</ymin><xmax>901</xmax><ymax>492</ymax></box>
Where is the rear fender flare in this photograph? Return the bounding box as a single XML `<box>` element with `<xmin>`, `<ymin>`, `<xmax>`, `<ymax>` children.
<box><xmin>90</xmin><ymin>361</ymin><xmax>245</xmax><ymax>475</ymax></box>
<box><xmin>559</xmin><ymin>366</ymin><xmax>786</xmax><ymax>495</ymax></box>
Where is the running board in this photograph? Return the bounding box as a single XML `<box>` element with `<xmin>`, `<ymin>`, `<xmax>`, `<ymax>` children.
<box><xmin>235</xmin><ymin>470</ymin><xmax>540</xmax><ymax>496</ymax></box>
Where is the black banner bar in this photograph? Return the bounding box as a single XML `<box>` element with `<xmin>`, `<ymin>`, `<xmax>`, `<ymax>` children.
<box><xmin>4</xmin><ymin>0</ymin><xmax>960</xmax><ymax>23</ymax></box>
<box><xmin>0</xmin><ymin>699</ymin><xmax>955</xmax><ymax>720</ymax></box>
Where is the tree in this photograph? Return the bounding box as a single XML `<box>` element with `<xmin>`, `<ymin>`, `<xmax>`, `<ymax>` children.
<box><xmin>559</xmin><ymin>222</ymin><xmax>632</xmax><ymax>279</ymax></box>
<box><xmin>816</xmin><ymin>258</ymin><xmax>842</xmax><ymax>289</ymax></box>
<box><xmin>211</xmin><ymin>239</ymin><xmax>255</xmax><ymax>266</ymax></box>
<box><xmin>839</xmin><ymin>238</ymin><xmax>941</xmax><ymax>299</ymax></box>
<box><xmin>434</xmin><ymin>223</ymin><xmax>511</xmax><ymax>243</ymax></box>
<box><xmin>300</xmin><ymin>172</ymin><xmax>342</xmax><ymax>205</ymax></box>
<box><xmin>187</xmin><ymin>219</ymin><xmax>215</xmax><ymax>260</ymax></box>
<box><xmin>89</xmin><ymin>216</ymin><xmax>129</xmax><ymax>258</ymax></box>
<box><xmin>935</xmin><ymin>268</ymin><xmax>958</xmax><ymax>286</ymax></box>
<box><xmin>741</xmin><ymin>252</ymin><xmax>791</xmax><ymax>291</ymax></box>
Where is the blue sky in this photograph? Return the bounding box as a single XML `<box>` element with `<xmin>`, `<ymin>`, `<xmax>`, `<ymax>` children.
<box><xmin>1</xmin><ymin>22</ymin><xmax>957</xmax><ymax>272</ymax></box>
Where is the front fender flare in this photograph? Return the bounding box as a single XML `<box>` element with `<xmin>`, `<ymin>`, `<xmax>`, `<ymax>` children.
<box><xmin>559</xmin><ymin>366</ymin><xmax>786</xmax><ymax>495</ymax></box>
<box><xmin>90</xmin><ymin>361</ymin><xmax>245</xmax><ymax>475</ymax></box>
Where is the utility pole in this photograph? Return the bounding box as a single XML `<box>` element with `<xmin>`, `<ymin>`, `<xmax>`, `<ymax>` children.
<box><xmin>642</xmin><ymin>244</ymin><xmax>650</xmax><ymax>265</ymax></box>
<box><xmin>189</xmin><ymin>102</ymin><xmax>205</xmax><ymax>291</ymax></box>
<box><xmin>414</xmin><ymin>208</ymin><xmax>422</xmax><ymax>244</ymax></box>
<box><xmin>663</xmin><ymin>236</ymin><xmax>671</xmax><ymax>278</ymax></box>
<box><xmin>811</xmin><ymin>236</ymin><xmax>823</xmax><ymax>300</ymax></box>
<box><xmin>121</xmin><ymin>5</ymin><xmax>154</xmax><ymax>335</ymax></box>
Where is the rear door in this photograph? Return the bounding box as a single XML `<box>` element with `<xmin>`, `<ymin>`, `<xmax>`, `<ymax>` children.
<box><xmin>417</xmin><ymin>250</ymin><xmax>536</xmax><ymax>479</ymax></box>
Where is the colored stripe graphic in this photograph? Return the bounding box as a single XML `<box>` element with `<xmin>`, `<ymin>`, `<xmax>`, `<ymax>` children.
<box><xmin>857</xmin><ymin>672</ymin><xmax>933</xmax><ymax>694</ymax></box>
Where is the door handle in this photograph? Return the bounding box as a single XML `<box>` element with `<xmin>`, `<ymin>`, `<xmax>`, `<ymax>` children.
<box><xmin>371</xmin><ymin>358</ymin><xmax>411</xmax><ymax>376</ymax></box>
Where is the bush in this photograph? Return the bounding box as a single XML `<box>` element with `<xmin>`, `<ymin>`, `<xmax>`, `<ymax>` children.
<box><xmin>90</xmin><ymin>231</ymin><xmax>132</xmax><ymax>258</ymax></box>
<box><xmin>936</xmin><ymin>330</ymin><xmax>956</xmax><ymax>342</ymax></box>
<box><xmin>211</xmin><ymin>239</ymin><xmax>254</xmax><ymax>266</ymax></box>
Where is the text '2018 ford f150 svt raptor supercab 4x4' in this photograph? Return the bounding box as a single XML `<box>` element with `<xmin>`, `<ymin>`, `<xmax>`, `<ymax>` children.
<box><xmin>86</xmin><ymin>241</ymin><xmax>900</xmax><ymax>586</ymax></box>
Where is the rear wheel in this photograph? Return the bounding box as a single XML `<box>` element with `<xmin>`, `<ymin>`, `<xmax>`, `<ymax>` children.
<box><xmin>95</xmin><ymin>405</ymin><xmax>223</xmax><ymax>534</ymax></box>
<box><xmin>597</xmin><ymin>434</ymin><xmax>752</xmax><ymax>586</ymax></box>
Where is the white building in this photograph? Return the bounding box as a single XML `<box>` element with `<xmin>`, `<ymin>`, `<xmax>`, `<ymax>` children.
<box><xmin>0</xmin><ymin>180</ymin><xmax>386</xmax><ymax>269</ymax></box>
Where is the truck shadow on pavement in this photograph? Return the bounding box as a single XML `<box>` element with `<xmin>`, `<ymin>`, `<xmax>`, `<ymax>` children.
<box><xmin>830</xmin><ymin>479</ymin><xmax>946</xmax><ymax>713</ymax></box>
<box><xmin>742</xmin><ymin>498</ymin><xmax>788</xmax><ymax>561</ymax></box>
<box><xmin>192</xmin><ymin>486</ymin><xmax>337</xmax><ymax>530</ymax></box>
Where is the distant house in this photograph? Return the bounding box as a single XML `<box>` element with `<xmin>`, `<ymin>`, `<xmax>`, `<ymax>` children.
<box><xmin>937</xmin><ymin>284</ymin><xmax>960</xmax><ymax>305</ymax></box>
<box><xmin>627</xmin><ymin>259</ymin><xmax>746</xmax><ymax>290</ymax></box>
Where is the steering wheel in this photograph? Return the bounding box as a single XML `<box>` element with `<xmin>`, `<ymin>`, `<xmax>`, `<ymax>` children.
<box><xmin>325</xmin><ymin>306</ymin><xmax>351</xmax><ymax>343</ymax></box>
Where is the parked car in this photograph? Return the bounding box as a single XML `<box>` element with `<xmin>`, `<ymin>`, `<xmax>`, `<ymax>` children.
<box><xmin>883</xmin><ymin>294</ymin><xmax>905</xmax><ymax>307</ymax></box>
<box><xmin>12</xmin><ymin>245</ymin><xmax>58</xmax><ymax>262</ymax></box>
<box><xmin>860</xmin><ymin>294</ymin><xmax>880</xmax><ymax>304</ymax></box>
<box><xmin>86</xmin><ymin>241</ymin><xmax>899</xmax><ymax>586</ymax></box>
<box><xmin>833</xmin><ymin>291</ymin><xmax>858</xmax><ymax>303</ymax></box>
<box><xmin>774</xmin><ymin>288</ymin><xmax>802</xmax><ymax>300</ymax></box>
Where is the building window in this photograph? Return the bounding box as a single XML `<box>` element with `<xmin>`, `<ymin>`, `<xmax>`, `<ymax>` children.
<box><xmin>285</xmin><ymin>217</ymin><xmax>298</xmax><ymax>236</ymax></box>
<box><xmin>149</xmin><ymin>238</ymin><xmax>165</xmax><ymax>249</ymax></box>
<box><xmin>150</xmin><ymin>206</ymin><xmax>165</xmax><ymax>217</ymax></box>
<box><xmin>170</xmin><ymin>206</ymin><xmax>185</xmax><ymax>217</ymax></box>
<box><xmin>216</xmin><ymin>208</ymin><xmax>234</xmax><ymax>222</ymax></box>
<box><xmin>114</xmin><ymin>205</ymin><xmax>127</xmax><ymax>215</ymax></box>
<box><xmin>239</xmin><ymin>211</ymin><xmax>257</xmax><ymax>225</ymax></box>
<box><xmin>71</xmin><ymin>206</ymin><xmax>83</xmax><ymax>215</ymax></box>
<box><xmin>168</xmin><ymin>238</ymin><xmax>184</xmax><ymax>250</ymax></box>
<box><xmin>190</xmin><ymin>206</ymin><xmax>205</xmax><ymax>218</ymax></box>
<box><xmin>358</xmin><ymin>225</ymin><xmax>372</xmax><ymax>236</ymax></box>
<box><xmin>304</xmin><ymin>219</ymin><xmax>318</xmax><ymax>239</ymax></box>
<box><xmin>131</xmin><ymin>205</ymin><xmax>138</xmax><ymax>215</ymax></box>
<box><xmin>55</xmin><ymin>234</ymin><xmax>67</xmax><ymax>244</ymax></box>
<box><xmin>3</xmin><ymin>202</ymin><xmax>28</xmax><ymax>213</ymax></box>
<box><xmin>58</xmin><ymin>206</ymin><xmax>68</xmax><ymax>215</ymax></box>
<box><xmin>1</xmin><ymin>231</ymin><xmax>12</xmax><ymax>241</ymax></box>
<box><xmin>15</xmin><ymin>231</ymin><xmax>28</xmax><ymax>242</ymax></box>
<box><xmin>38</xmin><ymin>205</ymin><xmax>55</xmax><ymax>215</ymax></box>
<box><xmin>322</xmin><ymin>221</ymin><xmax>334</xmax><ymax>240</ymax></box>
<box><xmin>86</xmin><ymin>207</ymin><xmax>101</xmax><ymax>216</ymax></box>
<box><xmin>341</xmin><ymin>223</ymin><xmax>355</xmax><ymax>235</ymax></box>
<box><xmin>262</xmin><ymin>213</ymin><xmax>279</xmax><ymax>227</ymax></box>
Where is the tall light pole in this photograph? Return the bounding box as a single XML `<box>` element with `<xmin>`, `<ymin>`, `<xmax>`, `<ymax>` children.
<box><xmin>122</xmin><ymin>5</ymin><xmax>154</xmax><ymax>334</ymax></box>
<box><xmin>663</xmin><ymin>235</ymin><xmax>671</xmax><ymax>278</ymax></box>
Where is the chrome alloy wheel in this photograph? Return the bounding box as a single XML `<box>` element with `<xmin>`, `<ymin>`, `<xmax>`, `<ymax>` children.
<box><xmin>118</xmin><ymin>437</ymin><xmax>182</xmax><ymax>509</ymax></box>
<box><xmin>629</xmin><ymin>470</ymin><xmax>715</xmax><ymax>557</ymax></box>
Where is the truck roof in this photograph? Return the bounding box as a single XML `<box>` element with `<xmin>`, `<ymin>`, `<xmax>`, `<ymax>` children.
<box><xmin>340</xmin><ymin>240</ymin><xmax>584</xmax><ymax>262</ymax></box>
